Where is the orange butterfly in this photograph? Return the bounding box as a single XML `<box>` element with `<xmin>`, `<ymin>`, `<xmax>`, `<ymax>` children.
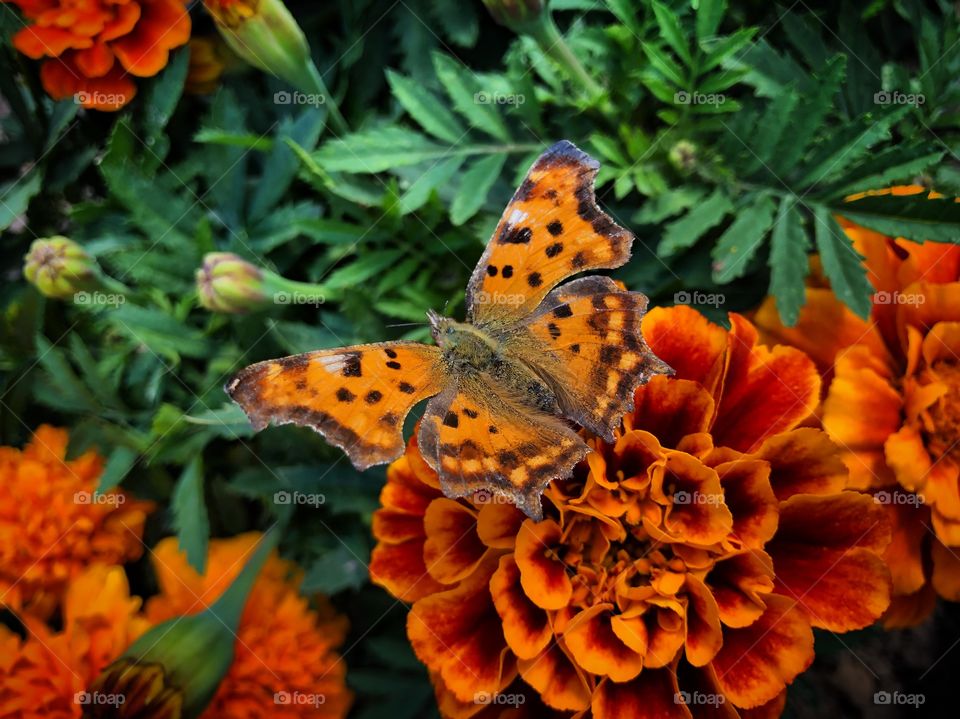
<box><xmin>226</xmin><ymin>141</ymin><xmax>671</xmax><ymax>519</ymax></box>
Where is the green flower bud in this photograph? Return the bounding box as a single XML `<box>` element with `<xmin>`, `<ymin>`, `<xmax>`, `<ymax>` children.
<box><xmin>196</xmin><ymin>252</ymin><xmax>267</xmax><ymax>313</ymax></box>
<box><xmin>23</xmin><ymin>236</ymin><xmax>98</xmax><ymax>299</ymax></box>
<box><xmin>669</xmin><ymin>140</ymin><xmax>698</xmax><ymax>172</ymax></box>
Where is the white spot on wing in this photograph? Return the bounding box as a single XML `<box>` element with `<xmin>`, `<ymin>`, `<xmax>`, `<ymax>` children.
<box><xmin>316</xmin><ymin>354</ymin><xmax>347</xmax><ymax>374</ymax></box>
<box><xmin>507</xmin><ymin>208</ymin><xmax>529</xmax><ymax>225</ymax></box>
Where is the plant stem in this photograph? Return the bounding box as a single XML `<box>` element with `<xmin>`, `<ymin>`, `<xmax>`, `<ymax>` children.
<box><xmin>528</xmin><ymin>13</ymin><xmax>605</xmax><ymax>102</ymax></box>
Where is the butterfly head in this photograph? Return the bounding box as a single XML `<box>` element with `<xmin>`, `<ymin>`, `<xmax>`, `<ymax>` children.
<box><xmin>427</xmin><ymin>309</ymin><xmax>457</xmax><ymax>348</ymax></box>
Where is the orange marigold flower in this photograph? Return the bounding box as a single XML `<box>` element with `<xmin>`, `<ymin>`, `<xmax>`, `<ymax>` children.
<box><xmin>145</xmin><ymin>533</ymin><xmax>353</xmax><ymax>719</ymax></box>
<box><xmin>3</xmin><ymin>0</ymin><xmax>191</xmax><ymax>111</ymax></box>
<box><xmin>755</xmin><ymin>186</ymin><xmax>960</xmax><ymax>627</ymax></box>
<box><xmin>370</xmin><ymin>306</ymin><xmax>892</xmax><ymax>718</ymax></box>
<box><xmin>0</xmin><ymin>425</ymin><xmax>151</xmax><ymax>619</ymax></box>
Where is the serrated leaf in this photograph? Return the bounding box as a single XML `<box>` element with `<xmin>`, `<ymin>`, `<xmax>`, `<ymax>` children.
<box><xmin>450</xmin><ymin>154</ymin><xmax>506</xmax><ymax>225</ymax></box>
<box><xmin>97</xmin><ymin>446</ymin><xmax>139</xmax><ymax>492</ymax></box>
<box><xmin>641</xmin><ymin>42</ymin><xmax>687</xmax><ymax>86</ymax></box>
<box><xmin>768</xmin><ymin>197</ymin><xmax>810</xmax><ymax>326</ymax></box>
<box><xmin>745</xmin><ymin>89</ymin><xmax>799</xmax><ymax>173</ymax></box>
<box><xmin>433</xmin><ymin>53</ymin><xmax>510</xmax><ymax>141</ymax></box>
<box><xmin>825</xmin><ymin>146</ymin><xmax>945</xmax><ymax>198</ymax></box>
<box><xmin>634</xmin><ymin>188</ymin><xmax>706</xmax><ymax>224</ymax></box>
<box><xmin>396</xmin><ymin>156</ymin><xmax>464</xmax><ymax>214</ymax></box>
<box><xmin>325</xmin><ymin>250</ymin><xmax>405</xmax><ymax>289</ymax></box>
<box><xmin>33</xmin><ymin>334</ymin><xmax>99</xmax><ymax>412</ymax></box>
<box><xmin>832</xmin><ymin>194</ymin><xmax>960</xmax><ymax>243</ymax></box>
<box><xmin>658</xmin><ymin>190</ymin><xmax>733</xmax><ymax>255</ymax></box>
<box><xmin>387</xmin><ymin>69</ymin><xmax>466</xmax><ymax>144</ymax></box>
<box><xmin>700</xmin><ymin>27</ymin><xmax>757</xmax><ymax>72</ymax></box>
<box><xmin>110</xmin><ymin>305</ymin><xmax>212</xmax><ymax>359</ymax></box>
<box><xmin>696</xmin><ymin>0</ymin><xmax>726</xmax><ymax>40</ymax></box>
<box><xmin>184</xmin><ymin>403</ymin><xmax>257</xmax><ymax>439</ymax></box>
<box><xmin>172</xmin><ymin>457</ymin><xmax>209</xmax><ymax>573</ymax></box>
<box><xmin>712</xmin><ymin>194</ymin><xmax>777</xmax><ymax>282</ymax></box>
<box><xmin>0</xmin><ymin>171</ymin><xmax>42</xmax><ymax>231</ymax></box>
<box><xmin>652</xmin><ymin>1</ymin><xmax>692</xmax><ymax>65</ymax></box>
<box><xmin>315</xmin><ymin>126</ymin><xmax>446</xmax><ymax>172</ymax></box>
<box><xmin>142</xmin><ymin>48</ymin><xmax>189</xmax><ymax>140</ymax></box>
<box><xmin>812</xmin><ymin>205</ymin><xmax>873</xmax><ymax>318</ymax></box>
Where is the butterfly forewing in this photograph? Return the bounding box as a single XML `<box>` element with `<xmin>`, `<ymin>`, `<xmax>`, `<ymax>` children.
<box><xmin>465</xmin><ymin>140</ymin><xmax>634</xmax><ymax>326</ymax></box>
<box><xmin>226</xmin><ymin>343</ymin><xmax>446</xmax><ymax>470</ymax></box>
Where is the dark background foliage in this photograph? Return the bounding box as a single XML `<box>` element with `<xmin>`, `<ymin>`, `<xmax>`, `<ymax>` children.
<box><xmin>3</xmin><ymin>1</ymin><xmax>960</xmax><ymax>716</ymax></box>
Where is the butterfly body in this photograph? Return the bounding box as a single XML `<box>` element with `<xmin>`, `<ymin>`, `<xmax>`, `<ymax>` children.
<box><xmin>227</xmin><ymin>140</ymin><xmax>672</xmax><ymax>519</ymax></box>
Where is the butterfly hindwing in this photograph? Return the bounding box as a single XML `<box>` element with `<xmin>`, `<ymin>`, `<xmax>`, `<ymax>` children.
<box><xmin>465</xmin><ymin>140</ymin><xmax>634</xmax><ymax>325</ymax></box>
<box><xmin>510</xmin><ymin>276</ymin><xmax>673</xmax><ymax>442</ymax></box>
<box><xmin>417</xmin><ymin>378</ymin><xmax>590</xmax><ymax>520</ymax></box>
<box><xmin>226</xmin><ymin>343</ymin><xmax>446</xmax><ymax>470</ymax></box>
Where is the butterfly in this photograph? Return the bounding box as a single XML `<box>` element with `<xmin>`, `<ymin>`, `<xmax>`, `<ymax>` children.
<box><xmin>226</xmin><ymin>140</ymin><xmax>671</xmax><ymax>520</ymax></box>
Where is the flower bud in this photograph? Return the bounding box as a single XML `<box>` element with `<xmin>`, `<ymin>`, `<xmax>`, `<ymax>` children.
<box><xmin>196</xmin><ymin>252</ymin><xmax>267</xmax><ymax>313</ymax></box>
<box><xmin>23</xmin><ymin>236</ymin><xmax>98</xmax><ymax>299</ymax></box>
<box><xmin>669</xmin><ymin>140</ymin><xmax>698</xmax><ymax>172</ymax></box>
<box><xmin>482</xmin><ymin>0</ymin><xmax>546</xmax><ymax>31</ymax></box>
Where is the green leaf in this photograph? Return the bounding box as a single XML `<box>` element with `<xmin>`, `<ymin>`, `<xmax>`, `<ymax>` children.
<box><xmin>812</xmin><ymin>205</ymin><xmax>872</xmax><ymax>318</ymax></box>
<box><xmin>831</xmin><ymin>194</ymin><xmax>960</xmax><ymax>243</ymax></box>
<box><xmin>450</xmin><ymin>154</ymin><xmax>506</xmax><ymax>225</ymax></box>
<box><xmin>658</xmin><ymin>190</ymin><xmax>733</xmax><ymax>255</ymax></box>
<box><xmin>396</xmin><ymin>156</ymin><xmax>464</xmax><ymax>214</ymax></box>
<box><xmin>33</xmin><ymin>335</ymin><xmax>99</xmax><ymax>413</ymax></box>
<box><xmin>172</xmin><ymin>457</ymin><xmax>209</xmax><ymax>574</ymax></box>
<box><xmin>745</xmin><ymin>88</ymin><xmax>799</xmax><ymax>172</ymax></box>
<box><xmin>641</xmin><ymin>42</ymin><xmax>687</xmax><ymax>86</ymax></box>
<box><xmin>768</xmin><ymin>197</ymin><xmax>810</xmax><ymax>326</ymax></box>
<box><xmin>0</xmin><ymin>171</ymin><xmax>42</xmax><ymax>231</ymax></box>
<box><xmin>825</xmin><ymin>146</ymin><xmax>945</xmax><ymax>198</ymax></box>
<box><xmin>142</xmin><ymin>48</ymin><xmax>189</xmax><ymax>140</ymax></box>
<box><xmin>652</xmin><ymin>1</ymin><xmax>692</xmax><ymax>66</ymax></box>
<box><xmin>700</xmin><ymin>27</ymin><xmax>757</xmax><ymax>72</ymax></box>
<box><xmin>711</xmin><ymin>194</ymin><xmax>777</xmax><ymax>282</ymax></box>
<box><xmin>110</xmin><ymin>305</ymin><xmax>213</xmax><ymax>359</ymax></box>
<box><xmin>695</xmin><ymin>0</ymin><xmax>727</xmax><ymax>41</ymax></box>
<box><xmin>184</xmin><ymin>403</ymin><xmax>257</xmax><ymax>439</ymax></box>
<box><xmin>634</xmin><ymin>188</ymin><xmax>706</xmax><ymax>224</ymax></box>
<box><xmin>386</xmin><ymin>69</ymin><xmax>467</xmax><ymax>144</ymax></box>
<box><xmin>301</xmin><ymin>545</ymin><xmax>368</xmax><ymax>594</ymax></box>
<box><xmin>97</xmin><ymin>446</ymin><xmax>140</xmax><ymax>492</ymax></box>
<box><xmin>325</xmin><ymin>250</ymin><xmax>405</xmax><ymax>289</ymax></box>
<box><xmin>432</xmin><ymin>53</ymin><xmax>510</xmax><ymax>142</ymax></box>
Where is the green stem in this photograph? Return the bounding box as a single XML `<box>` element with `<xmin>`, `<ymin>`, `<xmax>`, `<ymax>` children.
<box><xmin>304</xmin><ymin>61</ymin><xmax>349</xmax><ymax>136</ymax></box>
<box><xmin>528</xmin><ymin>13</ymin><xmax>605</xmax><ymax>102</ymax></box>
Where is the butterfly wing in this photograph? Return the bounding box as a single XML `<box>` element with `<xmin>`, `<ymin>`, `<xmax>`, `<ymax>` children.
<box><xmin>510</xmin><ymin>276</ymin><xmax>672</xmax><ymax>442</ymax></box>
<box><xmin>465</xmin><ymin>140</ymin><xmax>633</xmax><ymax>325</ymax></box>
<box><xmin>226</xmin><ymin>342</ymin><xmax>446</xmax><ymax>470</ymax></box>
<box><xmin>418</xmin><ymin>377</ymin><xmax>590</xmax><ymax>520</ymax></box>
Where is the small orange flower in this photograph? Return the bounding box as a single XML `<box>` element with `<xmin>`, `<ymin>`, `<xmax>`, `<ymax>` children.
<box><xmin>755</xmin><ymin>186</ymin><xmax>960</xmax><ymax>627</ymax></box>
<box><xmin>145</xmin><ymin>533</ymin><xmax>353</xmax><ymax>719</ymax></box>
<box><xmin>185</xmin><ymin>37</ymin><xmax>228</xmax><ymax>95</ymax></box>
<box><xmin>0</xmin><ymin>426</ymin><xmax>151</xmax><ymax>619</ymax></box>
<box><xmin>0</xmin><ymin>535</ymin><xmax>352</xmax><ymax>719</ymax></box>
<box><xmin>371</xmin><ymin>306</ymin><xmax>892</xmax><ymax>717</ymax></box>
<box><xmin>3</xmin><ymin>0</ymin><xmax>191</xmax><ymax>110</ymax></box>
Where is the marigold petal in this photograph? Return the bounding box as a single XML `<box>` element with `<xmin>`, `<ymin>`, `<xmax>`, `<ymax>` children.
<box><xmin>408</xmin><ymin>559</ymin><xmax>515</xmax><ymax>703</ymax></box>
<box><xmin>111</xmin><ymin>0</ymin><xmax>190</xmax><ymax>77</ymax></box>
<box><xmin>372</xmin><ymin>510</ymin><xmax>425</xmax><ymax>544</ymax></box>
<box><xmin>897</xmin><ymin>281</ymin><xmax>960</xmax><ymax>342</ymax></box>
<box><xmin>707</xmin><ymin>551</ymin><xmax>775</xmax><ymax>628</ymax></box>
<box><xmin>476</xmin><ymin>501</ymin><xmax>525</xmax><ymax>550</ymax></box>
<box><xmin>766</xmin><ymin>493</ymin><xmax>891</xmax><ymax>630</ymax></box>
<box><xmin>643</xmin><ymin>305</ymin><xmax>728</xmax><ymax>394</ymax></box>
<box><xmin>564</xmin><ymin>604</ymin><xmax>644</xmax><ymax>682</ymax></box>
<box><xmin>592</xmin><ymin>670</ymin><xmax>691</xmax><ymax>719</ymax></box>
<box><xmin>73</xmin><ymin>41</ymin><xmax>114</xmax><ymax>77</ymax></box>
<box><xmin>756</xmin><ymin>428</ymin><xmax>847</xmax><ymax>500</ymax></box>
<box><xmin>423</xmin><ymin>498</ymin><xmax>488</xmax><ymax>584</ymax></box>
<box><xmin>644</xmin><ymin>607</ymin><xmax>686</xmax><ymax>669</ymax></box>
<box><xmin>515</xmin><ymin>519</ymin><xmax>572</xmax><ymax>610</ymax></box>
<box><xmin>490</xmin><ymin>555</ymin><xmax>551</xmax><ymax>660</ymax></box>
<box><xmin>932</xmin><ymin>508</ymin><xmax>960</xmax><ymax>546</ymax></box>
<box><xmin>754</xmin><ymin>287</ymin><xmax>887</xmax><ymax>375</ymax></box>
<box><xmin>517</xmin><ymin>642</ymin><xmax>592</xmax><ymax>711</ymax></box>
<box><xmin>13</xmin><ymin>25</ymin><xmax>92</xmax><ymax>58</ymax></box>
<box><xmin>662</xmin><ymin>452</ymin><xmax>733</xmax><ymax>545</ymax></box>
<box><xmin>630</xmin><ymin>377</ymin><xmax>715</xmax><ymax>448</ymax></box>
<box><xmin>883</xmin><ymin>583</ymin><xmax>937</xmax><ymax>628</ymax></box>
<box><xmin>882</xmin><ymin>501</ymin><xmax>929</xmax><ymax>596</ymax></box>
<box><xmin>714</xmin><ymin>333</ymin><xmax>820</xmax><ymax>453</ymax></box>
<box><xmin>684</xmin><ymin>575</ymin><xmax>722</xmax><ymax>666</ymax></box>
<box><xmin>714</xmin><ymin>459</ymin><xmax>778</xmax><ymax>549</ymax></box>
<box><xmin>101</xmin><ymin>1</ymin><xmax>142</xmax><ymax>41</ymax></box>
<box><xmin>710</xmin><ymin>594</ymin><xmax>814</xmax><ymax>709</ymax></box>
<box><xmin>370</xmin><ymin>540</ymin><xmax>446</xmax><ymax>602</ymax></box>
<box><xmin>931</xmin><ymin>540</ymin><xmax>960</xmax><ymax>601</ymax></box>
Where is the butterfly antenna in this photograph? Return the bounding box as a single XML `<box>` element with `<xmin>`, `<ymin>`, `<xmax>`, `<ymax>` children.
<box><xmin>385</xmin><ymin>322</ymin><xmax>428</xmax><ymax>328</ymax></box>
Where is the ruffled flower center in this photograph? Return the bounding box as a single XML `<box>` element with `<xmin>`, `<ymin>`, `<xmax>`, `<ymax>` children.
<box><xmin>921</xmin><ymin>361</ymin><xmax>960</xmax><ymax>460</ymax></box>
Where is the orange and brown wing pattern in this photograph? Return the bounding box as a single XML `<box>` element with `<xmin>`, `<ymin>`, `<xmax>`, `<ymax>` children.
<box><xmin>466</xmin><ymin>140</ymin><xmax>634</xmax><ymax>325</ymax></box>
<box><xmin>515</xmin><ymin>276</ymin><xmax>673</xmax><ymax>442</ymax></box>
<box><xmin>417</xmin><ymin>380</ymin><xmax>589</xmax><ymax>520</ymax></box>
<box><xmin>226</xmin><ymin>342</ymin><xmax>446</xmax><ymax>470</ymax></box>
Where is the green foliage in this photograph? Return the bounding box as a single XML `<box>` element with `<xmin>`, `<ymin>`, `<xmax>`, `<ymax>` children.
<box><xmin>2</xmin><ymin>0</ymin><xmax>960</xmax><ymax>712</ymax></box>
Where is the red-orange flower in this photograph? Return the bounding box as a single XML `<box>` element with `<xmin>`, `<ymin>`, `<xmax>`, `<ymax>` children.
<box><xmin>371</xmin><ymin>305</ymin><xmax>892</xmax><ymax>718</ymax></box>
<box><xmin>755</xmin><ymin>186</ymin><xmax>960</xmax><ymax>627</ymax></box>
<box><xmin>0</xmin><ymin>425</ymin><xmax>151</xmax><ymax>619</ymax></box>
<box><xmin>3</xmin><ymin>0</ymin><xmax>191</xmax><ymax>110</ymax></box>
